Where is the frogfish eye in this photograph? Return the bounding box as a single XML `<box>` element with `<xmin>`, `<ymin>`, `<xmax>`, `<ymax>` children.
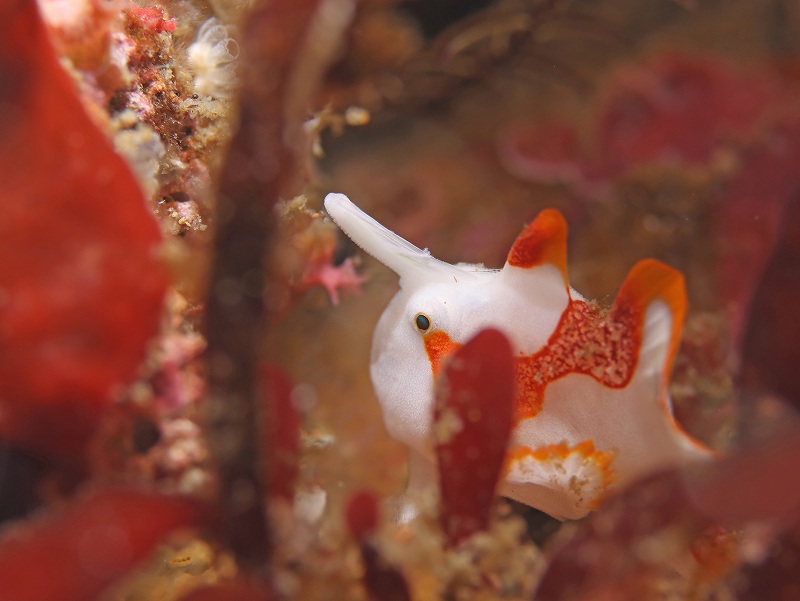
<box><xmin>414</xmin><ymin>313</ymin><xmax>431</xmax><ymax>332</ymax></box>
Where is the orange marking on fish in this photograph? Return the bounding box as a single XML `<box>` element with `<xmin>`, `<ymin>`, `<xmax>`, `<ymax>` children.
<box><xmin>616</xmin><ymin>258</ymin><xmax>687</xmax><ymax>392</ymax></box>
<box><xmin>424</xmin><ymin>298</ymin><xmax>644</xmax><ymax>424</ymax></box>
<box><xmin>507</xmin><ymin>208</ymin><xmax>568</xmax><ymax>282</ymax></box>
<box><xmin>613</xmin><ymin>259</ymin><xmax>708</xmax><ymax>452</ymax></box>
<box><xmin>513</xmin><ymin>298</ymin><xmax>641</xmax><ymax>421</ymax></box>
<box><xmin>423</xmin><ymin>260</ymin><xmax>690</xmax><ymax>436</ymax></box>
<box><xmin>504</xmin><ymin>439</ymin><xmax>617</xmax><ymax>508</ymax></box>
<box><xmin>424</xmin><ymin>330</ymin><xmax>462</xmax><ymax>377</ymax></box>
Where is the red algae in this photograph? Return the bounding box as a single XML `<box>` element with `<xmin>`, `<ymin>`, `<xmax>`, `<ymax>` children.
<box><xmin>127</xmin><ymin>3</ymin><xmax>176</xmax><ymax>34</ymax></box>
<box><xmin>259</xmin><ymin>364</ymin><xmax>301</xmax><ymax>502</ymax></box>
<box><xmin>434</xmin><ymin>328</ymin><xmax>515</xmax><ymax>546</ymax></box>
<box><xmin>736</xmin><ymin>525</ymin><xmax>800</xmax><ymax>601</ymax></box>
<box><xmin>595</xmin><ymin>54</ymin><xmax>777</xmax><ymax>171</ymax></box>
<box><xmin>0</xmin><ymin>488</ymin><xmax>200</xmax><ymax>601</ymax></box>
<box><xmin>177</xmin><ymin>582</ymin><xmax>275</xmax><ymax>601</ymax></box>
<box><xmin>717</xmin><ymin>124</ymin><xmax>800</xmax><ymax>353</ymax></box>
<box><xmin>0</xmin><ymin>0</ymin><xmax>167</xmax><ymax>460</ymax></box>
<box><xmin>345</xmin><ymin>489</ymin><xmax>380</xmax><ymax>542</ymax></box>
<box><xmin>499</xmin><ymin>54</ymin><xmax>781</xmax><ymax>192</ymax></box>
<box><xmin>346</xmin><ymin>490</ymin><xmax>412</xmax><ymax>601</ymax></box>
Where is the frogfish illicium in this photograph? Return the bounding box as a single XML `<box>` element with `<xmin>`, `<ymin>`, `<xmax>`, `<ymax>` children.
<box><xmin>325</xmin><ymin>193</ymin><xmax>710</xmax><ymax>519</ymax></box>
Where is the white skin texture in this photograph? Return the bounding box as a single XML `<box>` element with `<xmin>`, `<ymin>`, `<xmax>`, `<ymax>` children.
<box><xmin>325</xmin><ymin>193</ymin><xmax>710</xmax><ymax>520</ymax></box>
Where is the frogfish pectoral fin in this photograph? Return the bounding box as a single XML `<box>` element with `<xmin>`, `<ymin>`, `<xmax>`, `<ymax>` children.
<box><xmin>613</xmin><ymin>258</ymin><xmax>687</xmax><ymax>384</ymax></box>
<box><xmin>612</xmin><ymin>259</ymin><xmax>709</xmax><ymax>451</ymax></box>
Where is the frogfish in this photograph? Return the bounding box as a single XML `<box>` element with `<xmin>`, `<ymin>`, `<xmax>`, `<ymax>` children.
<box><xmin>324</xmin><ymin>193</ymin><xmax>710</xmax><ymax>519</ymax></box>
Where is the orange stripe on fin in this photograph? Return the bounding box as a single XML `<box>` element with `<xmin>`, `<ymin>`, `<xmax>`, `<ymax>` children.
<box><xmin>613</xmin><ymin>258</ymin><xmax>687</xmax><ymax>379</ymax></box>
<box><xmin>504</xmin><ymin>439</ymin><xmax>617</xmax><ymax>509</ymax></box>
<box><xmin>612</xmin><ymin>259</ymin><xmax>711</xmax><ymax>450</ymax></box>
<box><xmin>507</xmin><ymin>209</ymin><xmax>568</xmax><ymax>283</ymax></box>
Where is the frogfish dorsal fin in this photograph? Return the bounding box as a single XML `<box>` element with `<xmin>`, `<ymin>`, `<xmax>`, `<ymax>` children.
<box><xmin>506</xmin><ymin>208</ymin><xmax>569</xmax><ymax>286</ymax></box>
<box><xmin>499</xmin><ymin>209</ymin><xmax>570</xmax><ymax>310</ymax></box>
<box><xmin>507</xmin><ymin>209</ymin><xmax>567</xmax><ymax>282</ymax></box>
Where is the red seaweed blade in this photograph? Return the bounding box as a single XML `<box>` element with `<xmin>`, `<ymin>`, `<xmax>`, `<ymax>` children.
<box><xmin>0</xmin><ymin>0</ymin><xmax>168</xmax><ymax>459</ymax></box>
<box><xmin>177</xmin><ymin>582</ymin><xmax>274</xmax><ymax>601</ymax></box>
<box><xmin>345</xmin><ymin>489</ymin><xmax>411</xmax><ymax>601</ymax></box>
<box><xmin>435</xmin><ymin>328</ymin><xmax>515</xmax><ymax>546</ymax></box>
<box><xmin>259</xmin><ymin>364</ymin><xmax>301</xmax><ymax>502</ymax></box>
<box><xmin>0</xmin><ymin>488</ymin><xmax>201</xmax><ymax>601</ymax></box>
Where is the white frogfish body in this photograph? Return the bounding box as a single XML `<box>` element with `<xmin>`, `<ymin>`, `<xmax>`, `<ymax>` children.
<box><xmin>324</xmin><ymin>193</ymin><xmax>710</xmax><ymax>519</ymax></box>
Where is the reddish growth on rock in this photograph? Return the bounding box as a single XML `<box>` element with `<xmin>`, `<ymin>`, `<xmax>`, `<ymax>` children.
<box><xmin>0</xmin><ymin>0</ymin><xmax>168</xmax><ymax>459</ymax></box>
<box><xmin>499</xmin><ymin>54</ymin><xmax>778</xmax><ymax>189</ymax></box>
<box><xmin>259</xmin><ymin>364</ymin><xmax>301</xmax><ymax>502</ymax></box>
<box><xmin>127</xmin><ymin>3</ymin><xmax>176</xmax><ymax>33</ymax></box>
<box><xmin>434</xmin><ymin>328</ymin><xmax>515</xmax><ymax>546</ymax></box>
<box><xmin>595</xmin><ymin>54</ymin><xmax>775</xmax><ymax>170</ymax></box>
<box><xmin>345</xmin><ymin>489</ymin><xmax>380</xmax><ymax>542</ymax></box>
<box><xmin>177</xmin><ymin>583</ymin><xmax>275</xmax><ymax>601</ymax></box>
<box><xmin>0</xmin><ymin>488</ymin><xmax>200</xmax><ymax>601</ymax></box>
<box><xmin>345</xmin><ymin>489</ymin><xmax>411</xmax><ymax>601</ymax></box>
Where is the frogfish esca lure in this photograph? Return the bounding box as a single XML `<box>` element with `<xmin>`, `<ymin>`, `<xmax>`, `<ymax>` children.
<box><xmin>324</xmin><ymin>193</ymin><xmax>711</xmax><ymax>520</ymax></box>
